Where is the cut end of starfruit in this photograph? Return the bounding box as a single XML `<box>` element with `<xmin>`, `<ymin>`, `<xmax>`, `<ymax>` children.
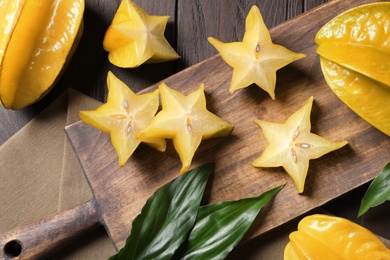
<box><xmin>208</xmin><ymin>5</ymin><xmax>305</xmax><ymax>99</ymax></box>
<box><xmin>252</xmin><ymin>97</ymin><xmax>347</xmax><ymax>194</ymax></box>
<box><xmin>103</xmin><ymin>0</ymin><xmax>180</xmax><ymax>68</ymax></box>
<box><xmin>316</xmin><ymin>2</ymin><xmax>390</xmax><ymax>136</ymax></box>
<box><xmin>79</xmin><ymin>71</ymin><xmax>166</xmax><ymax>167</ymax></box>
<box><xmin>137</xmin><ymin>82</ymin><xmax>233</xmax><ymax>175</ymax></box>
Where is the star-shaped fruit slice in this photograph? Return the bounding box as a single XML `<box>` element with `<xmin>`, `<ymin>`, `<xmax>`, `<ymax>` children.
<box><xmin>208</xmin><ymin>5</ymin><xmax>305</xmax><ymax>98</ymax></box>
<box><xmin>103</xmin><ymin>0</ymin><xmax>180</xmax><ymax>68</ymax></box>
<box><xmin>252</xmin><ymin>96</ymin><xmax>347</xmax><ymax>193</ymax></box>
<box><xmin>79</xmin><ymin>71</ymin><xmax>166</xmax><ymax>166</ymax></box>
<box><xmin>137</xmin><ymin>83</ymin><xmax>234</xmax><ymax>174</ymax></box>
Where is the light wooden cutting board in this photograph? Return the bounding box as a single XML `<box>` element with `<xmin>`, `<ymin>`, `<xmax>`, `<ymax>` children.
<box><xmin>64</xmin><ymin>0</ymin><xmax>390</xmax><ymax>251</ymax></box>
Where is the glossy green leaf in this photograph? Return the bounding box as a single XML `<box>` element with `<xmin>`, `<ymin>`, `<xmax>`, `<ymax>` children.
<box><xmin>172</xmin><ymin>184</ymin><xmax>285</xmax><ymax>260</ymax></box>
<box><xmin>358</xmin><ymin>162</ymin><xmax>390</xmax><ymax>217</ymax></box>
<box><xmin>109</xmin><ymin>163</ymin><xmax>214</xmax><ymax>260</ymax></box>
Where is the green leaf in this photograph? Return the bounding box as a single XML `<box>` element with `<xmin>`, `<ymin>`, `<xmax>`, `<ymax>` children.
<box><xmin>172</xmin><ymin>184</ymin><xmax>285</xmax><ymax>260</ymax></box>
<box><xmin>109</xmin><ymin>163</ymin><xmax>214</xmax><ymax>260</ymax></box>
<box><xmin>358</xmin><ymin>162</ymin><xmax>390</xmax><ymax>217</ymax></box>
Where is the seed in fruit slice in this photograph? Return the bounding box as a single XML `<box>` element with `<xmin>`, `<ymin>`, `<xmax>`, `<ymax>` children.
<box><xmin>252</xmin><ymin>97</ymin><xmax>348</xmax><ymax>193</ymax></box>
<box><xmin>315</xmin><ymin>2</ymin><xmax>390</xmax><ymax>136</ymax></box>
<box><xmin>137</xmin><ymin>83</ymin><xmax>234</xmax><ymax>174</ymax></box>
<box><xmin>79</xmin><ymin>71</ymin><xmax>166</xmax><ymax>166</ymax></box>
<box><xmin>103</xmin><ymin>0</ymin><xmax>180</xmax><ymax>68</ymax></box>
<box><xmin>208</xmin><ymin>5</ymin><xmax>305</xmax><ymax>98</ymax></box>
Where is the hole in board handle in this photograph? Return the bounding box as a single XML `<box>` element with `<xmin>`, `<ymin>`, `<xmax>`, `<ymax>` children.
<box><xmin>4</xmin><ymin>240</ymin><xmax>23</xmax><ymax>257</ymax></box>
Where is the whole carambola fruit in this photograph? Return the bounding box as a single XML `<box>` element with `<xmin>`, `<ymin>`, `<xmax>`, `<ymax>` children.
<box><xmin>0</xmin><ymin>0</ymin><xmax>85</xmax><ymax>110</ymax></box>
<box><xmin>316</xmin><ymin>2</ymin><xmax>390</xmax><ymax>136</ymax></box>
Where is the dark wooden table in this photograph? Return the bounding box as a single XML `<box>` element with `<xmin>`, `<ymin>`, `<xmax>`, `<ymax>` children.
<box><xmin>1</xmin><ymin>0</ymin><xmax>389</xmax><ymax>257</ymax></box>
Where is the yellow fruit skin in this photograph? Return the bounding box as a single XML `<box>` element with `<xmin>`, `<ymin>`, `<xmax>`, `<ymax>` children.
<box><xmin>317</xmin><ymin>43</ymin><xmax>390</xmax><ymax>88</ymax></box>
<box><xmin>315</xmin><ymin>2</ymin><xmax>390</xmax><ymax>136</ymax></box>
<box><xmin>0</xmin><ymin>0</ymin><xmax>25</xmax><ymax>66</ymax></box>
<box><xmin>315</xmin><ymin>3</ymin><xmax>390</xmax><ymax>52</ymax></box>
<box><xmin>320</xmin><ymin>57</ymin><xmax>390</xmax><ymax>136</ymax></box>
<box><xmin>284</xmin><ymin>214</ymin><xmax>390</xmax><ymax>260</ymax></box>
<box><xmin>0</xmin><ymin>0</ymin><xmax>84</xmax><ymax>110</ymax></box>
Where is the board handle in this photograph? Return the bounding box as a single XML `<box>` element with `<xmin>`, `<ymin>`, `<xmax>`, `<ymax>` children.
<box><xmin>0</xmin><ymin>199</ymin><xmax>100</xmax><ymax>260</ymax></box>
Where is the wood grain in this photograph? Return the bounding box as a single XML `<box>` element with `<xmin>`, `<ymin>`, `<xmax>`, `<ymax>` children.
<box><xmin>65</xmin><ymin>0</ymin><xmax>389</xmax><ymax>251</ymax></box>
<box><xmin>176</xmin><ymin>0</ymin><xmax>296</xmax><ymax>71</ymax></box>
<box><xmin>0</xmin><ymin>200</ymin><xmax>99</xmax><ymax>259</ymax></box>
<box><xmin>2</xmin><ymin>0</ymin><xmax>389</xmax><ymax>258</ymax></box>
<box><xmin>304</xmin><ymin>0</ymin><xmax>330</xmax><ymax>11</ymax></box>
<box><xmin>0</xmin><ymin>0</ymin><xmax>178</xmax><ymax>145</ymax></box>
<box><xmin>0</xmin><ymin>0</ymin><xmax>327</xmax><ymax>144</ymax></box>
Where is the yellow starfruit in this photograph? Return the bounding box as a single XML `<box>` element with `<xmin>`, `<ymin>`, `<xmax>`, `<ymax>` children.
<box><xmin>79</xmin><ymin>71</ymin><xmax>165</xmax><ymax>166</ymax></box>
<box><xmin>208</xmin><ymin>5</ymin><xmax>305</xmax><ymax>98</ymax></box>
<box><xmin>0</xmin><ymin>0</ymin><xmax>24</xmax><ymax>65</ymax></box>
<box><xmin>103</xmin><ymin>0</ymin><xmax>180</xmax><ymax>68</ymax></box>
<box><xmin>284</xmin><ymin>214</ymin><xmax>390</xmax><ymax>260</ymax></box>
<box><xmin>137</xmin><ymin>83</ymin><xmax>234</xmax><ymax>174</ymax></box>
<box><xmin>0</xmin><ymin>0</ymin><xmax>84</xmax><ymax>109</ymax></box>
<box><xmin>252</xmin><ymin>97</ymin><xmax>347</xmax><ymax>193</ymax></box>
<box><xmin>316</xmin><ymin>2</ymin><xmax>390</xmax><ymax>136</ymax></box>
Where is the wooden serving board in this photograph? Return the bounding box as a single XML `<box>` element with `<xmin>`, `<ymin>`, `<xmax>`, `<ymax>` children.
<box><xmin>66</xmin><ymin>0</ymin><xmax>390</xmax><ymax>251</ymax></box>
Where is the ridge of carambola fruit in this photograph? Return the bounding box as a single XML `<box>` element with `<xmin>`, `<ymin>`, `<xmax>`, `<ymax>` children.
<box><xmin>315</xmin><ymin>2</ymin><xmax>390</xmax><ymax>136</ymax></box>
<box><xmin>0</xmin><ymin>0</ymin><xmax>85</xmax><ymax>110</ymax></box>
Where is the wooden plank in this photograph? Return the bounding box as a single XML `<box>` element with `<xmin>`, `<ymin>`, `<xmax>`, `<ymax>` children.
<box><xmin>305</xmin><ymin>0</ymin><xmax>331</xmax><ymax>11</ymax></box>
<box><xmin>62</xmin><ymin>0</ymin><xmax>177</xmax><ymax>98</ymax></box>
<box><xmin>0</xmin><ymin>0</ymin><xmax>178</xmax><ymax>146</ymax></box>
<box><xmin>288</xmin><ymin>0</ymin><xmax>304</xmax><ymax>19</ymax></box>
<box><xmin>176</xmin><ymin>0</ymin><xmax>290</xmax><ymax>70</ymax></box>
<box><xmin>0</xmin><ymin>201</ymin><xmax>100</xmax><ymax>259</ymax></box>
<box><xmin>0</xmin><ymin>0</ymin><xmax>330</xmax><ymax>145</ymax></box>
<box><xmin>175</xmin><ymin>0</ymin><xmax>329</xmax><ymax>71</ymax></box>
<box><xmin>65</xmin><ymin>0</ymin><xmax>388</xmax><ymax>250</ymax></box>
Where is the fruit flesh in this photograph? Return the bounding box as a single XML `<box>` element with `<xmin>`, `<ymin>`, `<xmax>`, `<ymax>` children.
<box><xmin>252</xmin><ymin>97</ymin><xmax>347</xmax><ymax>193</ymax></box>
<box><xmin>79</xmin><ymin>72</ymin><xmax>165</xmax><ymax>166</ymax></box>
<box><xmin>208</xmin><ymin>5</ymin><xmax>305</xmax><ymax>98</ymax></box>
<box><xmin>103</xmin><ymin>0</ymin><xmax>179</xmax><ymax>68</ymax></box>
<box><xmin>137</xmin><ymin>83</ymin><xmax>234</xmax><ymax>174</ymax></box>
